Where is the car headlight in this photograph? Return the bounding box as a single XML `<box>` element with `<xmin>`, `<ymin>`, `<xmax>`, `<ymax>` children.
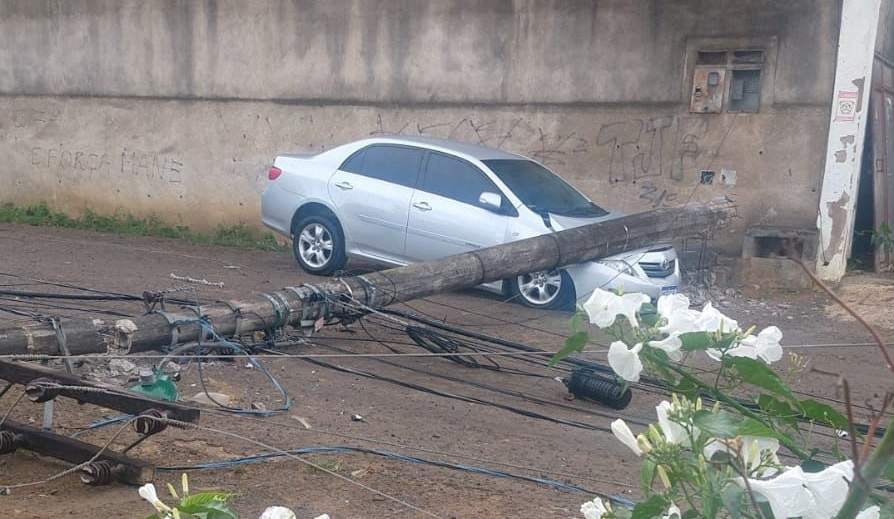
<box><xmin>598</xmin><ymin>259</ymin><xmax>638</xmax><ymax>277</ymax></box>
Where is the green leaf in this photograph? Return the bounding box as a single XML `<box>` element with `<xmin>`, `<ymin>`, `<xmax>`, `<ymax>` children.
<box><xmin>679</xmin><ymin>331</ymin><xmax>713</xmax><ymax>351</ymax></box>
<box><xmin>726</xmin><ymin>357</ymin><xmax>794</xmax><ymax>400</ymax></box>
<box><xmin>571</xmin><ymin>311</ymin><xmax>587</xmax><ymax>333</ymax></box>
<box><xmin>178</xmin><ymin>492</ymin><xmax>237</xmax><ymax>519</ymax></box>
<box><xmin>721</xmin><ymin>484</ymin><xmax>745</xmax><ymax>519</ymax></box>
<box><xmin>800</xmin><ymin>459</ymin><xmax>828</xmax><ymax>473</ymax></box>
<box><xmin>799</xmin><ymin>399</ymin><xmax>849</xmax><ymax>429</ymax></box>
<box><xmin>671</xmin><ymin>376</ymin><xmax>700</xmax><ymax>399</ymax></box>
<box><xmin>736</xmin><ymin>417</ymin><xmax>795</xmax><ymax>444</ymax></box>
<box><xmin>757</xmin><ymin>395</ymin><xmax>801</xmax><ymax>426</ymax></box>
<box><xmin>640</xmin><ymin>458</ymin><xmax>657</xmax><ymax>491</ymax></box>
<box><xmin>639</xmin><ymin>302</ymin><xmax>659</xmax><ymax>327</ymax></box>
<box><xmin>885</xmin><ymin>457</ymin><xmax>894</xmax><ymax>482</ymax></box>
<box><xmin>694</xmin><ymin>409</ymin><xmax>742</xmax><ymax>438</ymax></box>
<box><xmin>549</xmin><ymin>331</ymin><xmax>588</xmax><ymax>366</ymax></box>
<box><xmin>143</xmin><ymin>515</ymin><xmax>161</xmax><ymax>519</ymax></box>
<box><xmin>632</xmin><ymin>495</ymin><xmax>670</xmax><ymax>519</ymax></box>
<box><xmin>195</xmin><ymin>502</ymin><xmax>239</xmax><ymax>519</ymax></box>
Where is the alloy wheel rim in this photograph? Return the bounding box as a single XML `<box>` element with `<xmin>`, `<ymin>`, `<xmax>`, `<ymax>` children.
<box><xmin>297</xmin><ymin>223</ymin><xmax>333</xmax><ymax>268</ymax></box>
<box><xmin>517</xmin><ymin>270</ymin><xmax>562</xmax><ymax>305</ymax></box>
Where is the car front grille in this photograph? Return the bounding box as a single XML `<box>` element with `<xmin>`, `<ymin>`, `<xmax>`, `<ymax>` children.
<box><xmin>639</xmin><ymin>259</ymin><xmax>676</xmax><ymax>278</ymax></box>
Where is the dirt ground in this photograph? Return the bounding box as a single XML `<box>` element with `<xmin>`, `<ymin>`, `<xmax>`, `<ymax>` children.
<box><xmin>0</xmin><ymin>223</ymin><xmax>891</xmax><ymax>519</ymax></box>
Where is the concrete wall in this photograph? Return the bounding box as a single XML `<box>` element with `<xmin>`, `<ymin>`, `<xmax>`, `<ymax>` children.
<box><xmin>0</xmin><ymin>0</ymin><xmax>842</xmax><ymax>254</ymax></box>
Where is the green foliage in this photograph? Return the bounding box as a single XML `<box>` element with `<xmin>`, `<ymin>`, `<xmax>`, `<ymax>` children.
<box><xmin>865</xmin><ymin>222</ymin><xmax>894</xmax><ymax>254</ymax></box>
<box><xmin>725</xmin><ymin>357</ymin><xmax>794</xmax><ymax>401</ymax></box>
<box><xmin>0</xmin><ymin>202</ymin><xmax>285</xmax><ymax>252</ymax></box>
<box><xmin>550</xmin><ymin>330</ymin><xmax>589</xmax><ymax>366</ymax></box>
<box><xmin>176</xmin><ymin>492</ymin><xmax>239</xmax><ymax>519</ymax></box>
<box><xmin>693</xmin><ymin>409</ymin><xmax>741</xmax><ymax>438</ymax></box>
<box><xmin>798</xmin><ymin>399</ymin><xmax>849</xmax><ymax>430</ymax></box>
<box><xmin>678</xmin><ymin>332</ymin><xmax>713</xmax><ymax>351</ymax></box>
<box><xmin>631</xmin><ymin>495</ymin><xmax>670</xmax><ymax>519</ymax></box>
<box><xmin>720</xmin><ymin>484</ymin><xmax>746</xmax><ymax>519</ymax></box>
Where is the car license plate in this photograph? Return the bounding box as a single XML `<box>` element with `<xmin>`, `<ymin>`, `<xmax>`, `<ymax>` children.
<box><xmin>661</xmin><ymin>285</ymin><xmax>678</xmax><ymax>295</ymax></box>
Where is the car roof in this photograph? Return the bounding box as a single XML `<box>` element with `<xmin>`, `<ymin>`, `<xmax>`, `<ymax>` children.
<box><xmin>364</xmin><ymin>135</ymin><xmax>525</xmax><ymax>161</ymax></box>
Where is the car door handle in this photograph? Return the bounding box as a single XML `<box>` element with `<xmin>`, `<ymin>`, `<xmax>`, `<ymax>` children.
<box><xmin>334</xmin><ymin>181</ymin><xmax>353</xmax><ymax>190</ymax></box>
<box><xmin>412</xmin><ymin>201</ymin><xmax>432</xmax><ymax>211</ymax></box>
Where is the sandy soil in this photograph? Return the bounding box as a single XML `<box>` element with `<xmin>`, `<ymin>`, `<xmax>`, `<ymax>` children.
<box><xmin>0</xmin><ymin>223</ymin><xmax>891</xmax><ymax>519</ymax></box>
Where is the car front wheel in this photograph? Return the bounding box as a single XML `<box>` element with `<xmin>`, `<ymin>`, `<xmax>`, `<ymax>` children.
<box><xmin>292</xmin><ymin>215</ymin><xmax>347</xmax><ymax>276</ymax></box>
<box><xmin>508</xmin><ymin>269</ymin><xmax>576</xmax><ymax>310</ymax></box>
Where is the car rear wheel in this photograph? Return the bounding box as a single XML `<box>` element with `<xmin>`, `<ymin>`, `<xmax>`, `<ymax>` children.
<box><xmin>293</xmin><ymin>215</ymin><xmax>346</xmax><ymax>276</ymax></box>
<box><xmin>508</xmin><ymin>269</ymin><xmax>576</xmax><ymax>310</ymax></box>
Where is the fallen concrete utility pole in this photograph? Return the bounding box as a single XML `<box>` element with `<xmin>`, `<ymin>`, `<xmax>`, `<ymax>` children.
<box><xmin>0</xmin><ymin>200</ymin><xmax>733</xmax><ymax>356</ymax></box>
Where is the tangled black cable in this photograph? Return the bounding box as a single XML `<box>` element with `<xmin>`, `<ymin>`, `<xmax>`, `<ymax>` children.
<box><xmin>405</xmin><ymin>325</ymin><xmax>501</xmax><ymax>370</ymax></box>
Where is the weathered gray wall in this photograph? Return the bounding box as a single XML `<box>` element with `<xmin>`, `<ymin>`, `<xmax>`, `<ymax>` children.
<box><xmin>0</xmin><ymin>0</ymin><xmax>842</xmax><ymax>254</ymax></box>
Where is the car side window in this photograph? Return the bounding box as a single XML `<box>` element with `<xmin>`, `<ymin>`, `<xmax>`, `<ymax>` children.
<box><xmin>340</xmin><ymin>149</ymin><xmax>365</xmax><ymax>173</ymax></box>
<box><xmin>420</xmin><ymin>152</ymin><xmax>502</xmax><ymax>208</ymax></box>
<box><xmin>340</xmin><ymin>145</ymin><xmax>423</xmax><ymax>188</ymax></box>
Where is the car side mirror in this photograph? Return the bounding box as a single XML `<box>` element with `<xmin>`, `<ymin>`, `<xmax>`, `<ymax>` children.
<box><xmin>478</xmin><ymin>192</ymin><xmax>503</xmax><ymax>212</ymax></box>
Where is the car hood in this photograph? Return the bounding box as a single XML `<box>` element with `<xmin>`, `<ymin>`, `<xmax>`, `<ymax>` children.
<box><xmin>547</xmin><ymin>212</ymin><xmax>619</xmax><ymax>231</ymax></box>
<box><xmin>546</xmin><ymin>211</ymin><xmax>669</xmax><ymax>263</ymax></box>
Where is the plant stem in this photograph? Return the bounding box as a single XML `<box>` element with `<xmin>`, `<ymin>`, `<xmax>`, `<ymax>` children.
<box><xmin>662</xmin><ymin>363</ymin><xmax>810</xmax><ymax>459</ymax></box>
<box><xmin>834</xmin><ymin>416</ymin><xmax>894</xmax><ymax>519</ymax></box>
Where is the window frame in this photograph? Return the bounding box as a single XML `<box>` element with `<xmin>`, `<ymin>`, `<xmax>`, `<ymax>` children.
<box><xmin>338</xmin><ymin>144</ymin><xmax>425</xmax><ymax>189</ymax></box>
<box><xmin>418</xmin><ymin>150</ymin><xmax>517</xmax><ymax>216</ymax></box>
<box><xmin>684</xmin><ymin>37</ymin><xmax>777</xmax><ymax>114</ymax></box>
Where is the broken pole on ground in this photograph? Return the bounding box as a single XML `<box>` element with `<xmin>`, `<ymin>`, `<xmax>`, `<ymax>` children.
<box><xmin>0</xmin><ymin>199</ymin><xmax>734</xmax><ymax>357</ymax></box>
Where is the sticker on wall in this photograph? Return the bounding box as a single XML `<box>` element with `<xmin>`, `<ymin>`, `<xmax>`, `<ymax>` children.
<box><xmin>720</xmin><ymin>168</ymin><xmax>737</xmax><ymax>186</ymax></box>
<box><xmin>834</xmin><ymin>90</ymin><xmax>859</xmax><ymax>122</ymax></box>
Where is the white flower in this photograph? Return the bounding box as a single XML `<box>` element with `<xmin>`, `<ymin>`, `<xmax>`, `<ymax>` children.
<box><xmin>138</xmin><ymin>483</ymin><xmax>171</xmax><ymax>513</ymax></box>
<box><xmin>741</xmin><ymin>466</ymin><xmax>815</xmax><ymax>519</ymax></box>
<box><xmin>611</xmin><ymin>419</ymin><xmax>642</xmax><ymax>456</ymax></box>
<box><xmin>648</xmin><ymin>334</ymin><xmax>683</xmax><ymax>361</ymax></box>
<box><xmin>727</xmin><ymin>326</ymin><xmax>783</xmax><ymax>363</ymax></box>
<box><xmin>657</xmin><ymin>293</ymin><xmax>691</xmax><ymax>319</ymax></box>
<box><xmin>738</xmin><ymin>460</ymin><xmax>856</xmax><ymax>519</ymax></box>
<box><xmin>582</xmin><ymin>288</ymin><xmax>650</xmax><ymax>328</ymax></box>
<box><xmin>580</xmin><ymin>497</ymin><xmax>610</xmax><ymax>519</ymax></box>
<box><xmin>259</xmin><ymin>507</ymin><xmax>297</xmax><ymax>519</ymax></box>
<box><xmin>802</xmin><ymin>460</ymin><xmax>854</xmax><ymax>519</ymax></box>
<box><xmin>314</xmin><ymin>515</ymin><xmax>331</xmax><ymax>519</ymax></box>
<box><xmin>742</xmin><ymin>436</ymin><xmax>781</xmax><ymax>476</ymax></box>
<box><xmin>657</xmin><ymin>293</ymin><xmax>702</xmax><ymax>335</ymax></box>
<box><xmin>696</xmin><ymin>302</ymin><xmax>739</xmax><ymax>333</ymax></box>
<box><xmin>655</xmin><ymin>400</ymin><xmax>687</xmax><ymax>444</ymax></box>
<box><xmin>856</xmin><ymin>506</ymin><xmax>880</xmax><ymax>519</ymax></box>
<box><xmin>608</xmin><ymin>341</ymin><xmax>644</xmax><ymax>382</ymax></box>
<box><xmin>661</xmin><ymin>503</ymin><xmax>681</xmax><ymax>519</ymax></box>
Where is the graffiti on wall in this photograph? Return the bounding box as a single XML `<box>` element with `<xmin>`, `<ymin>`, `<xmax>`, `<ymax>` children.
<box><xmin>28</xmin><ymin>145</ymin><xmax>184</xmax><ymax>185</ymax></box>
<box><xmin>367</xmin><ymin>112</ymin><xmax>717</xmax><ymax>207</ymax></box>
<box><xmin>369</xmin><ymin>114</ymin><xmax>590</xmax><ymax>167</ymax></box>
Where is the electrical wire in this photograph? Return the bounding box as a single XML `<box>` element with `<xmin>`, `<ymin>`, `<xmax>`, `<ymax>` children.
<box><xmin>157</xmin><ymin>444</ymin><xmax>636</xmax><ymax>504</ymax></box>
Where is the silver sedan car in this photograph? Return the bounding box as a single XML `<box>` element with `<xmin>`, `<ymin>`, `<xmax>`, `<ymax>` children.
<box><xmin>261</xmin><ymin>136</ymin><xmax>680</xmax><ymax>309</ymax></box>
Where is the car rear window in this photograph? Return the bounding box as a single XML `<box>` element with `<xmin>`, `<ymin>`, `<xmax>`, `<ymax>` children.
<box><xmin>340</xmin><ymin>145</ymin><xmax>423</xmax><ymax>188</ymax></box>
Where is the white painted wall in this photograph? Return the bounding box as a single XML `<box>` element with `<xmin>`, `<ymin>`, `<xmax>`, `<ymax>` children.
<box><xmin>816</xmin><ymin>0</ymin><xmax>883</xmax><ymax>281</ymax></box>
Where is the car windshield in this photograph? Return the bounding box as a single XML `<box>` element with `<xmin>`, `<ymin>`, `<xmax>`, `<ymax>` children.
<box><xmin>482</xmin><ymin>159</ymin><xmax>608</xmax><ymax>217</ymax></box>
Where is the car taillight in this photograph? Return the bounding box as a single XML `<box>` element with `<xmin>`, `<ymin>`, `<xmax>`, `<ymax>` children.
<box><xmin>268</xmin><ymin>166</ymin><xmax>282</xmax><ymax>180</ymax></box>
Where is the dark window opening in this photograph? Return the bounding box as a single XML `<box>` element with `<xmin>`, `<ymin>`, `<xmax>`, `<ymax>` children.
<box><xmin>421</xmin><ymin>152</ymin><xmax>504</xmax><ymax>210</ymax></box>
<box><xmin>728</xmin><ymin>69</ymin><xmax>762</xmax><ymax>113</ymax></box>
<box><xmin>733</xmin><ymin>50</ymin><xmax>764</xmax><ymax>64</ymax></box>
<box><xmin>340</xmin><ymin>150</ymin><xmax>365</xmax><ymax>173</ymax></box>
<box><xmin>343</xmin><ymin>145</ymin><xmax>423</xmax><ymax>188</ymax></box>
<box><xmin>697</xmin><ymin>51</ymin><xmax>727</xmax><ymax>65</ymax></box>
<box><xmin>483</xmin><ymin>159</ymin><xmax>607</xmax><ymax>218</ymax></box>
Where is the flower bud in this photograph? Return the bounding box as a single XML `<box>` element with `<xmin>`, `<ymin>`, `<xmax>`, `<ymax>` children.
<box><xmin>636</xmin><ymin>434</ymin><xmax>653</xmax><ymax>454</ymax></box>
<box><xmin>656</xmin><ymin>465</ymin><xmax>672</xmax><ymax>489</ymax></box>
